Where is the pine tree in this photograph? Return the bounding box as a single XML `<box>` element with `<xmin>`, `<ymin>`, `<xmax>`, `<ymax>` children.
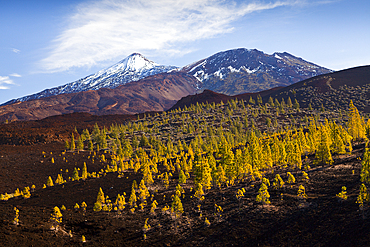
<box><xmin>13</xmin><ymin>207</ymin><xmax>19</xmax><ymax>225</ymax></box>
<box><xmin>302</xmin><ymin>171</ymin><xmax>309</xmax><ymax>181</ymax></box>
<box><xmin>46</xmin><ymin>176</ymin><xmax>54</xmax><ymax>187</ymax></box>
<box><xmin>272</xmin><ymin>174</ymin><xmax>284</xmax><ymax>189</ymax></box>
<box><xmin>163</xmin><ymin>172</ymin><xmax>169</xmax><ymax>189</ymax></box>
<box><xmin>88</xmin><ymin>139</ymin><xmax>94</xmax><ymax>151</ymax></box>
<box><xmin>194</xmin><ymin>183</ymin><xmax>205</xmax><ymax>201</ymax></box>
<box><xmin>256</xmin><ymin>183</ymin><xmax>270</xmax><ymax>205</ymax></box>
<box><xmin>81</xmin><ymin>201</ymin><xmax>87</xmax><ymax>212</ymax></box>
<box><xmin>336</xmin><ymin>186</ymin><xmax>347</xmax><ymax>201</ymax></box>
<box><xmin>297</xmin><ymin>185</ymin><xmax>307</xmax><ymax>199</ymax></box>
<box><xmin>150</xmin><ymin>200</ymin><xmax>158</xmax><ymax>214</ymax></box>
<box><xmin>72</xmin><ymin>167</ymin><xmax>80</xmax><ymax>181</ymax></box>
<box><xmin>236</xmin><ymin>188</ymin><xmax>245</xmax><ymax>209</ymax></box>
<box><xmin>171</xmin><ymin>195</ymin><xmax>184</xmax><ymax>218</ymax></box>
<box><xmin>50</xmin><ymin>206</ymin><xmax>63</xmax><ymax>227</ymax></box>
<box><xmin>287</xmin><ymin>172</ymin><xmax>295</xmax><ymax>184</ymax></box>
<box><xmin>314</xmin><ymin>126</ymin><xmax>333</xmax><ymax>165</ymax></box>
<box><xmin>128</xmin><ymin>182</ymin><xmax>137</xmax><ymax>208</ymax></box>
<box><xmin>77</xmin><ymin>136</ymin><xmax>84</xmax><ymax>151</ymax></box>
<box><xmin>115</xmin><ymin>194</ymin><xmax>126</xmax><ymax>213</ymax></box>
<box><xmin>139</xmin><ymin>179</ymin><xmax>150</xmax><ymax>205</ymax></box>
<box><xmin>22</xmin><ymin>187</ymin><xmax>31</xmax><ymax>199</ymax></box>
<box><xmin>361</xmin><ymin>148</ymin><xmax>370</xmax><ymax>184</ymax></box>
<box><xmin>178</xmin><ymin>169</ymin><xmax>186</xmax><ymax>184</ymax></box>
<box><xmin>96</xmin><ymin>187</ymin><xmax>105</xmax><ymax>204</ymax></box>
<box><xmin>81</xmin><ymin>162</ymin><xmax>88</xmax><ymax>180</ymax></box>
<box><xmin>55</xmin><ymin>174</ymin><xmax>65</xmax><ymax>184</ymax></box>
<box><xmin>348</xmin><ymin>100</ymin><xmax>366</xmax><ymax>141</ymax></box>
<box><xmin>70</xmin><ymin>133</ymin><xmax>76</xmax><ymax>151</ymax></box>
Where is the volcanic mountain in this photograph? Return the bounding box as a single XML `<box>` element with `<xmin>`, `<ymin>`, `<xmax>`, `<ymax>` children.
<box><xmin>173</xmin><ymin>65</ymin><xmax>370</xmax><ymax>113</ymax></box>
<box><xmin>182</xmin><ymin>48</ymin><xmax>332</xmax><ymax>95</ymax></box>
<box><xmin>0</xmin><ymin>72</ymin><xmax>198</xmax><ymax>122</ymax></box>
<box><xmin>2</xmin><ymin>53</ymin><xmax>178</xmax><ymax>106</ymax></box>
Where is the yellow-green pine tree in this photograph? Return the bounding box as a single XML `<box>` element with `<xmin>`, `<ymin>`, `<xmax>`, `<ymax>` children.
<box><xmin>256</xmin><ymin>183</ymin><xmax>270</xmax><ymax>204</ymax></box>
<box><xmin>171</xmin><ymin>195</ymin><xmax>184</xmax><ymax>218</ymax></box>
<box><xmin>348</xmin><ymin>100</ymin><xmax>366</xmax><ymax>141</ymax></box>
<box><xmin>50</xmin><ymin>206</ymin><xmax>63</xmax><ymax>226</ymax></box>
<box><xmin>47</xmin><ymin>176</ymin><xmax>54</xmax><ymax>187</ymax></box>
<box><xmin>314</xmin><ymin>126</ymin><xmax>333</xmax><ymax>165</ymax></box>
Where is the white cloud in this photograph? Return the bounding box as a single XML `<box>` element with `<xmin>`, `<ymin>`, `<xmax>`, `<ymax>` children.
<box><xmin>12</xmin><ymin>48</ymin><xmax>20</xmax><ymax>54</ymax></box>
<box><xmin>10</xmin><ymin>73</ymin><xmax>21</xmax><ymax>77</ymax></box>
<box><xmin>39</xmin><ymin>0</ymin><xmax>293</xmax><ymax>72</ymax></box>
<box><xmin>0</xmin><ymin>76</ymin><xmax>15</xmax><ymax>90</ymax></box>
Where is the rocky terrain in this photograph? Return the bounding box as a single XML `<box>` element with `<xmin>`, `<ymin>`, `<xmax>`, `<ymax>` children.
<box><xmin>1</xmin><ymin>98</ymin><xmax>370</xmax><ymax>246</ymax></box>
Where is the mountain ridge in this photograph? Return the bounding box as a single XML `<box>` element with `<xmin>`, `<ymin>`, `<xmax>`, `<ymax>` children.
<box><xmin>182</xmin><ymin>48</ymin><xmax>333</xmax><ymax>95</ymax></box>
<box><xmin>2</xmin><ymin>53</ymin><xmax>178</xmax><ymax>106</ymax></box>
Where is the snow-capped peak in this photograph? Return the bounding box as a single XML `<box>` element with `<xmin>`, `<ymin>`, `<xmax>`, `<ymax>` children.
<box><xmin>2</xmin><ymin>53</ymin><xmax>178</xmax><ymax>106</ymax></box>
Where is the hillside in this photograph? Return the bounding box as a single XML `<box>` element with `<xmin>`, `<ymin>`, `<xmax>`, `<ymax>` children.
<box><xmin>173</xmin><ymin>65</ymin><xmax>370</xmax><ymax>114</ymax></box>
<box><xmin>0</xmin><ymin>72</ymin><xmax>198</xmax><ymax>122</ymax></box>
<box><xmin>264</xmin><ymin>65</ymin><xmax>370</xmax><ymax>112</ymax></box>
<box><xmin>1</xmin><ymin>97</ymin><xmax>370</xmax><ymax>246</ymax></box>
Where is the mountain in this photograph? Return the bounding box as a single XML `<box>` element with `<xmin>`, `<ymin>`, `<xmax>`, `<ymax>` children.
<box><xmin>0</xmin><ymin>72</ymin><xmax>198</xmax><ymax>122</ymax></box>
<box><xmin>182</xmin><ymin>48</ymin><xmax>332</xmax><ymax>95</ymax></box>
<box><xmin>2</xmin><ymin>53</ymin><xmax>178</xmax><ymax>106</ymax></box>
<box><xmin>264</xmin><ymin>65</ymin><xmax>370</xmax><ymax>112</ymax></box>
<box><xmin>172</xmin><ymin>65</ymin><xmax>370</xmax><ymax>113</ymax></box>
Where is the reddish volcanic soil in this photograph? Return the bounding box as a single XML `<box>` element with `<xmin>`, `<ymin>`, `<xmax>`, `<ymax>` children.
<box><xmin>0</xmin><ymin>114</ymin><xmax>370</xmax><ymax>246</ymax></box>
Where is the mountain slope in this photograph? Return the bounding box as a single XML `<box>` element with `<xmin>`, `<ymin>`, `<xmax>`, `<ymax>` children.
<box><xmin>0</xmin><ymin>72</ymin><xmax>198</xmax><ymax>122</ymax></box>
<box><xmin>182</xmin><ymin>48</ymin><xmax>332</xmax><ymax>95</ymax></box>
<box><xmin>3</xmin><ymin>53</ymin><xmax>177</xmax><ymax>106</ymax></box>
<box><xmin>264</xmin><ymin>65</ymin><xmax>370</xmax><ymax>112</ymax></box>
<box><xmin>173</xmin><ymin>65</ymin><xmax>370</xmax><ymax>113</ymax></box>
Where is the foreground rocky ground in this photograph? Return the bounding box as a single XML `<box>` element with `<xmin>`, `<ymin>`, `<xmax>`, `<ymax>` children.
<box><xmin>1</xmin><ymin>110</ymin><xmax>370</xmax><ymax>246</ymax></box>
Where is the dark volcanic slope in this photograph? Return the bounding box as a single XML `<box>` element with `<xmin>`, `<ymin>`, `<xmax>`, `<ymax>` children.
<box><xmin>265</xmin><ymin>65</ymin><xmax>370</xmax><ymax>112</ymax></box>
<box><xmin>171</xmin><ymin>87</ymin><xmax>283</xmax><ymax>110</ymax></box>
<box><xmin>0</xmin><ymin>72</ymin><xmax>199</xmax><ymax>122</ymax></box>
<box><xmin>174</xmin><ymin>65</ymin><xmax>370</xmax><ymax>113</ymax></box>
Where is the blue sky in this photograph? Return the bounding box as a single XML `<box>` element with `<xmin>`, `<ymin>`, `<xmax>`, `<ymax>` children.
<box><xmin>1</xmin><ymin>0</ymin><xmax>369</xmax><ymax>104</ymax></box>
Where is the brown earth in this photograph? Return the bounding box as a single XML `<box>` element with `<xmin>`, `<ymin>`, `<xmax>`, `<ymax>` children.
<box><xmin>0</xmin><ymin>113</ymin><xmax>370</xmax><ymax>246</ymax></box>
<box><xmin>0</xmin><ymin>72</ymin><xmax>199</xmax><ymax>122</ymax></box>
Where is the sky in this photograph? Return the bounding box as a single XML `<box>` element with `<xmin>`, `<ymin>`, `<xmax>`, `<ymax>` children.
<box><xmin>0</xmin><ymin>0</ymin><xmax>369</xmax><ymax>104</ymax></box>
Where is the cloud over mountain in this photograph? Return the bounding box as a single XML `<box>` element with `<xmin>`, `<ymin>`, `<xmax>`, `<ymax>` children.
<box><xmin>39</xmin><ymin>0</ymin><xmax>293</xmax><ymax>73</ymax></box>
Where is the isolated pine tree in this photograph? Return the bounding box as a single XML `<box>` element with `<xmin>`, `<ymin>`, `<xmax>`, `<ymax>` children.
<box><xmin>72</xmin><ymin>167</ymin><xmax>80</xmax><ymax>181</ymax></box>
<box><xmin>96</xmin><ymin>187</ymin><xmax>105</xmax><ymax>204</ymax></box>
<box><xmin>336</xmin><ymin>186</ymin><xmax>347</xmax><ymax>201</ymax></box>
<box><xmin>46</xmin><ymin>176</ymin><xmax>54</xmax><ymax>187</ymax></box>
<box><xmin>50</xmin><ymin>206</ymin><xmax>63</xmax><ymax>227</ymax></box>
<box><xmin>81</xmin><ymin>162</ymin><xmax>88</xmax><ymax>180</ymax></box>
<box><xmin>171</xmin><ymin>195</ymin><xmax>184</xmax><ymax>218</ymax></box>
<box><xmin>272</xmin><ymin>174</ymin><xmax>284</xmax><ymax>189</ymax></box>
<box><xmin>287</xmin><ymin>172</ymin><xmax>296</xmax><ymax>185</ymax></box>
<box><xmin>256</xmin><ymin>183</ymin><xmax>270</xmax><ymax>205</ymax></box>
<box><xmin>297</xmin><ymin>185</ymin><xmax>307</xmax><ymax>199</ymax></box>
